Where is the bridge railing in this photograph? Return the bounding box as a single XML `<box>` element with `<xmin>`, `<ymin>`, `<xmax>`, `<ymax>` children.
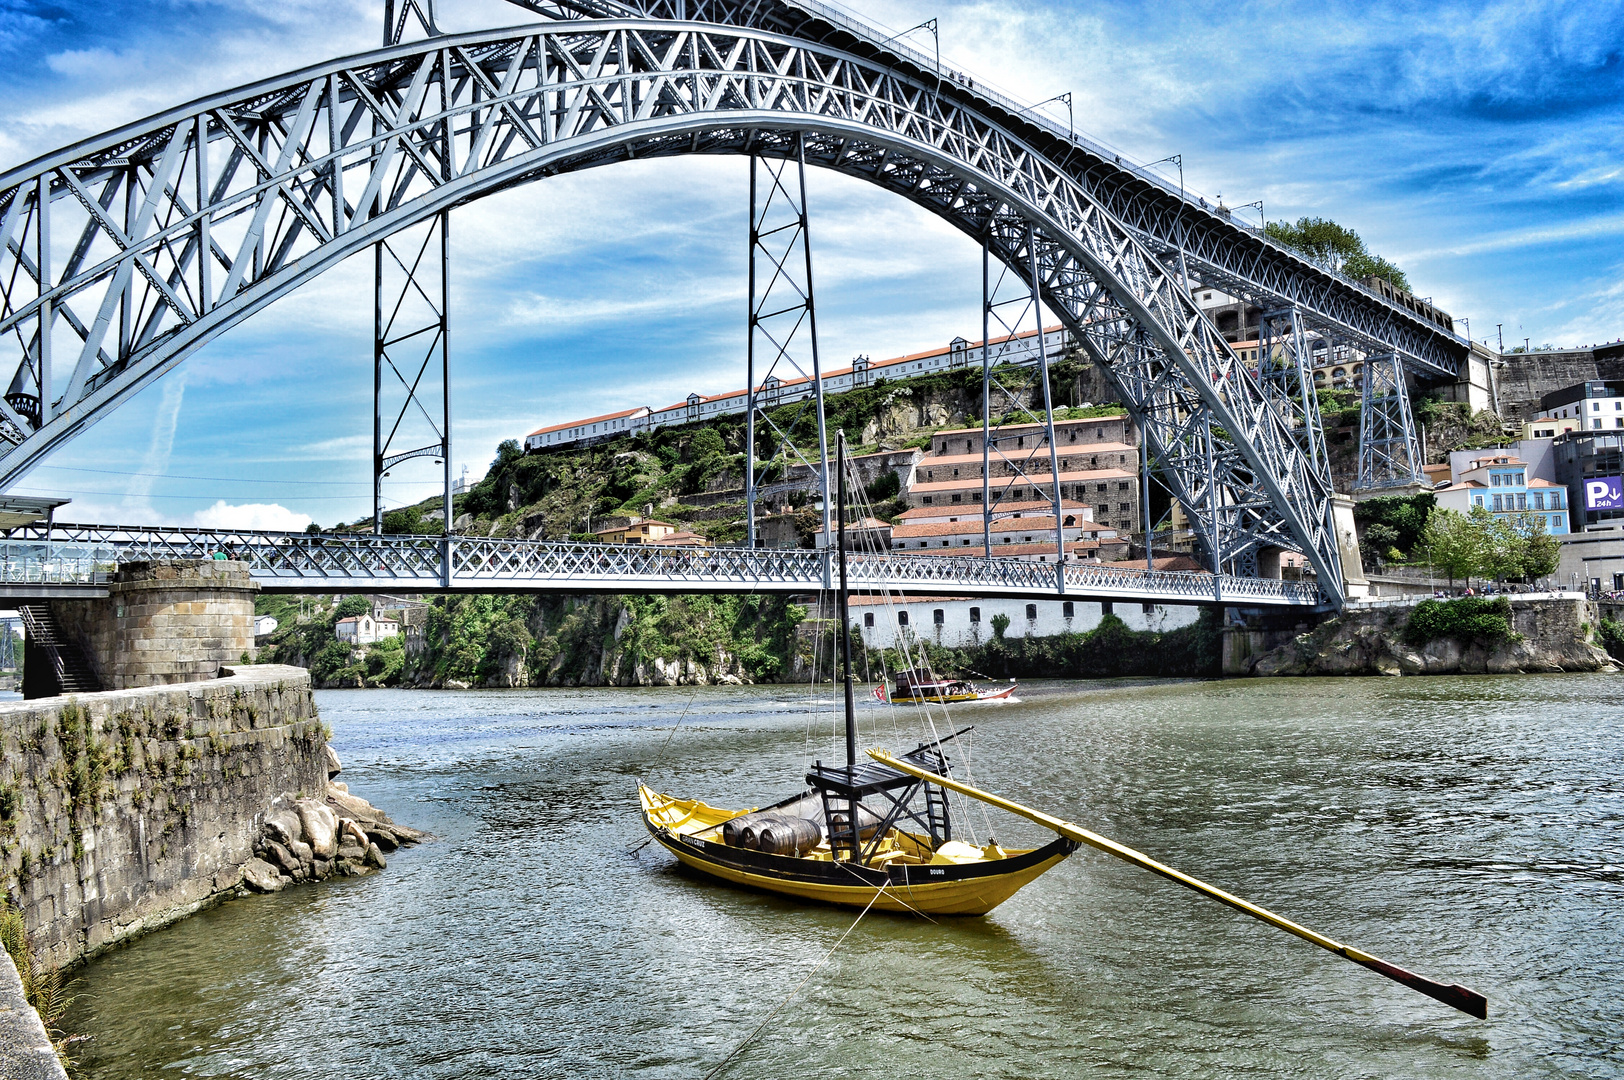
<box><xmin>0</xmin><ymin>524</ymin><xmax>1324</xmax><ymax>604</ymax></box>
<box><xmin>0</xmin><ymin>540</ymin><xmax>118</xmax><ymax>585</ymax></box>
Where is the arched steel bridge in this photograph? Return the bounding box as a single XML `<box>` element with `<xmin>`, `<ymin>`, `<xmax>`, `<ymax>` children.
<box><xmin>0</xmin><ymin>0</ymin><xmax>1465</xmax><ymax>609</ymax></box>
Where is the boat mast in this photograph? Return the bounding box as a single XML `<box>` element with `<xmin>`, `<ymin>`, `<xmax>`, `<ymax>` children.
<box><xmin>835</xmin><ymin>430</ymin><xmax>857</xmax><ymax>772</ymax></box>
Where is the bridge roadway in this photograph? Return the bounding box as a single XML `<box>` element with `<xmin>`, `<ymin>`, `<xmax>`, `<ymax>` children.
<box><xmin>0</xmin><ymin>523</ymin><xmax>1323</xmax><ymax>607</ymax></box>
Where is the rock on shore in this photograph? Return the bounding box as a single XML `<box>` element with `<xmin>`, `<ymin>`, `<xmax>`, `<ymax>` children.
<box><xmin>1245</xmin><ymin>596</ymin><xmax>1618</xmax><ymax>677</ymax></box>
<box><xmin>241</xmin><ymin>752</ymin><xmax>424</xmax><ymax>894</ymax></box>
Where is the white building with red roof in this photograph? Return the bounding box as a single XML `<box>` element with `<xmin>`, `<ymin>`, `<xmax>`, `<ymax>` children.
<box><xmin>520</xmin><ymin>325</ymin><xmax>1068</xmax><ymax>451</ymax></box>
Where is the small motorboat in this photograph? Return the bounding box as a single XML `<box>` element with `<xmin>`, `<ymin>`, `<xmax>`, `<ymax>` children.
<box><xmin>884</xmin><ymin>668</ymin><xmax>1017</xmax><ymax>704</ymax></box>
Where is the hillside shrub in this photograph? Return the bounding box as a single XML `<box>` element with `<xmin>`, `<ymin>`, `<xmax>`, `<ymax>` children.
<box><xmin>1598</xmin><ymin>619</ymin><xmax>1624</xmax><ymax>661</ymax></box>
<box><xmin>1403</xmin><ymin>597</ymin><xmax>1515</xmax><ymax>645</ymax></box>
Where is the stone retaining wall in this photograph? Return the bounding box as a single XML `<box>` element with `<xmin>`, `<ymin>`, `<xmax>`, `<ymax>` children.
<box><xmin>0</xmin><ymin>666</ymin><xmax>326</xmax><ymax>971</ymax></box>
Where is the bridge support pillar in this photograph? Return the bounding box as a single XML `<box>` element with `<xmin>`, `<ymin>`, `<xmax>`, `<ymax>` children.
<box><xmin>1331</xmin><ymin>495</ymin><xmax>1371</xmax><ymax>600</ymax></box>
<box><xmin>45</xmin><ymin>560</ymin><xmax>258</xmax><ymax>692</ymax></box>
<box><xmin>1355</xmin><ymin>352</ymin><xmax>1426</xmax><ymax>493</ymax></box>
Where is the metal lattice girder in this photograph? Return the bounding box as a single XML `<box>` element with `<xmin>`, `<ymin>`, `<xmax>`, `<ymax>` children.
<box><xmin>745</xmin><ymin>140</ymin><xmax>829</xmax><ymax>550</ymax></box>
<box><xmin>0</xmin><ymin>521</ymin><xmax>1323</xmax><ymax>605</ymax></box>
<box><xmin>1357</xmin><ymin>352</ymin><xmax>1425</xmax><ymax>491</ymax></box>
<box><xmin>0</xmin><ymin>16</ymin><xmax>1347</xmax><ymax>602</ymax></box>
<box><xmin>979</xmin><ymin>240</ymin><xmax>1065</xmax><ymax>578</ymax></box>
<box><xmin>509</xmin><ymin>0</ymin><xmax>1469</xmax><ymax>379</ymax></box>
<box><xmin>1256</xmin><ymin>307</ymin><xmax>1327</xmax><ymax>473</ymax></box>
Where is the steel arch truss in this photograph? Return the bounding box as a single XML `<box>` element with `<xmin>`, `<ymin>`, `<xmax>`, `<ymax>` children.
<box><xmin>0</xmin><ymin>16</ymin><xmax>1344</xmax><ymax>602</ymax></box>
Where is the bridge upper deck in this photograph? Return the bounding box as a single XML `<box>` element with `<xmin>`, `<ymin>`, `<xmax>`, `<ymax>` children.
<box><xmin>0</xmin><ymin>523</ymin><xmax>1323</xmax><ymax>607</ymax></box>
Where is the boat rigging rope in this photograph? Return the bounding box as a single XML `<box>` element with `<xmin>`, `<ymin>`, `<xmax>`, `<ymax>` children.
<box><xmin>700</xmin><ymin>882</ymin><xmax>893</xmax><ymax>1080</ymax></box>
<box><xmin>843</xmin><ymin>464</ymin><xmax>997</xmax><ymax>844</ymax></box>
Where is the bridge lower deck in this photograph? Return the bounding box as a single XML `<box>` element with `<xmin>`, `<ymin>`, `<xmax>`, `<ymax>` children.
<box><xmin>0</xmin><ymin>525</ymin><xmax>1324</xmax><ymax>607</ymax></box>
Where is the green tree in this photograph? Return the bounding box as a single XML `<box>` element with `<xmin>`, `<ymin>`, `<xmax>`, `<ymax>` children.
<box><xmin>1475</xmin><ymin>507</ymin><xmax>1526</xmax><ymax>583</ymax></box>
<box><xmin>491</xmin><ymin>438</ymin><xmax>523</xmax><ymax>470</ymax></box>
<box><xmin>990</xmin><ymin>613</ymin><xmax>1010</xmax><ymax>639</ymax></box>
<box><xmin>335</xmin><ymin>595</ymin><xmax>372</xmax><ymax>620</ymax></box>
<box><xmin>1354</xmin><ymin>492</ymin><xmax>1434</xmax><ymax>554</ymax></box>
<box><xmin>363</xmin><ymin>635</ymin><xmax>405</xmax><ymax>685</ymax></box>
<box><xmin>1361</xmin><ymin>523</ymin><xmax>1401</xmax><ymax>569</ymax></box>
<box><xmin>1265</xmin><ymin>216</ymin><xmax>1411</xmax><ymax>292</ymax></box>
<box><xmin>1507</xmin><ymin>511</ymin><xmax>1559</xmax><ymax>581</ymax></box>
<box><xmin>1420</xmin><ymin>508</ymin><xmax>1486</xmax><ymax>588</ymax></box>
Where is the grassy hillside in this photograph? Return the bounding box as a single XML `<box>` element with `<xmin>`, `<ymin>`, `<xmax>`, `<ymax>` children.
<box><xmin>342</xmin><ymin>353</ymin><xmax>1124</xmax><ymax>544</ymax></box>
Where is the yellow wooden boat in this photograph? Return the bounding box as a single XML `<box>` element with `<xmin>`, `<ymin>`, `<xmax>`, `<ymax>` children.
<box><xmin>639</xmin><ymin>778</ymin><xmax>1075</xmax><ymax>916</ymax></box>
<box><xmin>638</xmin><ymin>431</ymin><xmax>1074</xmax><ymax>917</ymax></box>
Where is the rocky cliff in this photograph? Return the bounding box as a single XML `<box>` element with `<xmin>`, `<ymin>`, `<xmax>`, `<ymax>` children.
<box><xmin>1241</xmin><ymin>597</ymin><xmax>1617</xmax><ymax>677</ymax></box>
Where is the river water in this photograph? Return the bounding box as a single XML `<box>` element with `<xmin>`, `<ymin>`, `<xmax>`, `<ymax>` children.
<box><xmin>61</xmin><ymin>676</ymin><xmax>1624</xmax><ymax>1078</ymax></box>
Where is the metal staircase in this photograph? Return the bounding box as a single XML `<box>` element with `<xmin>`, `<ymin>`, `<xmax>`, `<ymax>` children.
<box><xmin>18</xmin><ymin>603</ymin><xmax>100</xmax><ymax>695</ymax></box>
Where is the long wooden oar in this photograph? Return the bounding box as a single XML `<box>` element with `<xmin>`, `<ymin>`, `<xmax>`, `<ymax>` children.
<box><xmin>869</xmin><ymin>749</ymin><xmax>1487</xmax><ymax>1019</ymax></box>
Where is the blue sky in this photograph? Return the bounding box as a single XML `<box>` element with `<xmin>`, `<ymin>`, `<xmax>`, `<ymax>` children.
<box><xmin>1</xmin><ymin>0</ymin><xmax>1620</xmax><ymax>528</ymax></box>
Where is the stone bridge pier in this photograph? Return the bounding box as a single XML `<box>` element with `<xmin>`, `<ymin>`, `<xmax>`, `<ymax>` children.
<box><xmin>25</xmin><ymin>560</ymin><xmax>257</xmax><ymax>698</ymax></box>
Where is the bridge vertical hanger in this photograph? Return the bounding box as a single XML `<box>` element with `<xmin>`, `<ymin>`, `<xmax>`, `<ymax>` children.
<box><xmin>1257</xmin><ymin>308</ymin><xmax>1327</xmax><ymax>473</ymax></box>
<box><xmin>978</xmin><ymin>238</ymin><xmax>1068</xmax><ymax>582</ymax></box>
<box><xmin>743</xmin><ymin>136</ymin><xmax>831</xmax><ymax>562</ymax></box>
<box><xmin>373</xmin><ymin>3</ymin><xmax>451</xmax><ymax>546</ymax></box>
<box><xmin>384</xmin><ymin>0</ymin><xmax>439</xmax><ymax>47</ymax></box>
<box><xmin>1357</xmin><ymin>352</ymin><xmax>1425</xmax><ymax>491</ymax></box>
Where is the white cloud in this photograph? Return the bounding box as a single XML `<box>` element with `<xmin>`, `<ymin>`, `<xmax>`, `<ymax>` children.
<box><xmin>187</xmin><ymin>501</ymin><xmax>313</xmax><ymax>532</ymax></box>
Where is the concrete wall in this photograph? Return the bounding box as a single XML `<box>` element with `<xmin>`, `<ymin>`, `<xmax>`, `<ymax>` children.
<box><xmin>1559</xmin><ymin>528</ymin><xmax>1624</xmax><ymax>592</ymax></box>
<box><xmin>849</xmin><ymin>596</ymin><xmax>1200</xmax><ymax>650</ymax></box>
<box><xmin>1493</xmin><ymin>344</ymin><xmax>1624</xmax><ymax>425</ymax></box>
<box><xmin>0</xmin><ymin>666</ymin><xmax>325</xmax><ymax>971</ymax></box>
<box><xmin>52</xmin><ymin>560</ymin><xmax>256</xmax><ymax>690</ymax></box>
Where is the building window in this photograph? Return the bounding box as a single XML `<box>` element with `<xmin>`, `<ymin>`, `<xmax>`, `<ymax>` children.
<box><xmin>1554</xmin><ymin>514</ymin><xmax>1564</xmax><ymax>528</ymax></box>
<box><xmin>1025</xmin><ymin>604</ymin><xmax>1037</xmax><ymax>621</ymax></box>
<box><xmin>933</xmin><ymin>608</ymin><xmax>945</xmax><ymax>625</ymax></box>
<box><xmin>1062</xmin><ymin>601</ymin><xmax>1074</xmax><ymax>618</ymax></box>
<box><xmin>898</xmin><ymin>611</ymin><xmax>909</xmax><ymax>626</ymax></box>
<box><xmin>969</xmin><ymin>607</ymin><xmax>981</xmax><ymax>623</ymax></box>
<box><xmin>1516</xmin><ymin>493</ymin><xmax>1527</xmax><ymax>510</ymax></box>
<box><xmin>1474</xmin><ymin>495</ymin><xmax>1484</xmax><ymax>507</ymax></box>
<box><xmin>1553</xmin><ymin>492</ymin><xmax>1564</xmax><ymax>508</ymax></box>
<box><xmin>863</xmin><ymin>612</ymin><xmax>874</xmax><ymax>628</ymax></box>
<box><xmin>1534</xmin><ymin>491</ymin><xmax>1545</xmax><ymax>510</ymax></box>
<box><xmin>923</xmin><ymin>496</ymin><xmax>933</xmax><ymax>505</ymax></box>
<box><xmin>951</xmin><ymin>494</ymin><xmax>962</xmax><ymax>503</ymax></box>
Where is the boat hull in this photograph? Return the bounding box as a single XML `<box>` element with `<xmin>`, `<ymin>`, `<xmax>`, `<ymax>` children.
<box><xmin>640</xmin><ymin>785</ymin><xmax>1075</xmax><ymax>916</ymax></box>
